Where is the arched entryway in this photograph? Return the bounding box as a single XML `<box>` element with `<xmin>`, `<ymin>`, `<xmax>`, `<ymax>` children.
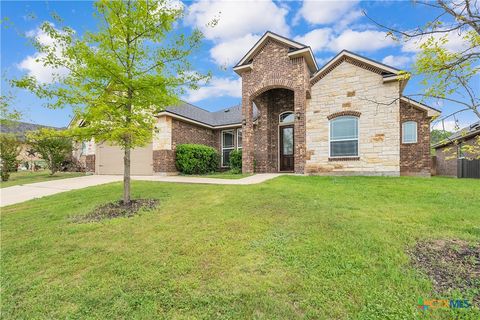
<box><xmin>250</xmin><ymin>88</ymin><xmax>295</xmax><ymax>173</ymax></box>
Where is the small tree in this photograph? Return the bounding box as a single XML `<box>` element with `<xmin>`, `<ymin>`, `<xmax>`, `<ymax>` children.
<box><xmin>0</xmin><ymin>134</ymin><xmax>21</xmax><ymax>181</ymax></box>
<box><xmin>27</xmin><ymin>129</ymin><xmax>72</xmax><ymax>175</ymax></box>
<box><xmin>13</xmin><ymin>0</ymin><xmax>209</xmax><ymax>204</ymax></box>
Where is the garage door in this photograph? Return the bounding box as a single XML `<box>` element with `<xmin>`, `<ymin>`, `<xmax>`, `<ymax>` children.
<box><xmin>96</xmin><ymin>143</ymin><xmax>153</xmax><ymax>175</ymax></box>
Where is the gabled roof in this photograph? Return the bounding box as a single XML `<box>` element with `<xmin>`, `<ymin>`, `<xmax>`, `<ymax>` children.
<box><xmin>433</xmin><ymin>121</ymin><xmax>480</xmax><ymax>149</ymax></box>
<box><xmin>310</xmin><ymin>50</ymin><xmax>404</xmax><ymax>85</ymax></box>
<box><xmin>400</xmin><ymin>97</ymin><xmax>441</xmax><ymax>118</ymax></box>
<box><xmin>233</xmin><ymin>31</ymin><xmax>318</xmax><ymax>74</ymax></box>
<box><xmin>160</xmin><ymin>101</ymin><xmax>258</xmax><ymax>128</ymax></box>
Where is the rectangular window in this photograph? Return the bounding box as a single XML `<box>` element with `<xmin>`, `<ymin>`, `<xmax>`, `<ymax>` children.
<box><xmin>222</xmin><ymin>130</ymin><xmax>234</xmax><ymax>167</ymax></box>
<box><xmin>237</xmin><ymin>129</ymin><xmax>242</xmax><ymax>149</ymax></box>
<box><xmin>402</xmin><ymin>121</ymin><xmax>417</xmax><ymax>143</ymax></box>
<box><xmin>330</xmin><ymin>116</ymin><xmax>359</xmax><ymax>157</ymax></box>
<box><xmin>81</xmin><ymin>141</ymin><xmax>88</xmax><ymax>155</ymax></box>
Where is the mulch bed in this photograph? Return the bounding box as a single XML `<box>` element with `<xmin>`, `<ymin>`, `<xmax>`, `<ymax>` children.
<box><xmin>409</xmin><ymin>239</ymin><xmax>479</xmax><ymax>304</ymax></box>
<box><xmin>73</xmin><ymin>199</ymin><xmax>159</xmax><ymax>223</ymax></box>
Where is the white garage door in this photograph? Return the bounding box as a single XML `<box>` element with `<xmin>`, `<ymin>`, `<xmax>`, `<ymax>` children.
<box><xmin>96</xmin><ymin>143</ymin><xmax>153</xmax><ymax>175</ymax></box>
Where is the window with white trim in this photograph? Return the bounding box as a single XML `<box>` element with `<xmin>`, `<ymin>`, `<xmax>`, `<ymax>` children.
<box><xmin>330</xmin><ymin>116</ymin><xmax>358</xmax><ymax>157</ymax></box>
<box><xmin>237</xmin><ymin>128</ymin><xmax>242</xmax><ymax>149</ymax></box>
<box><xmin>402</xmin><ymin>121</ymin><xmax>417</xmax><ymax>143</ymax></box>
<box><xmin>81</xmin><ymin>141</ymin><xmax>88</xmax><ymax>155</ymax></box>
<box><xmin>221</xmin><ymin>130</ymin><xmax>235</xmax><ymax>167</ymax></box>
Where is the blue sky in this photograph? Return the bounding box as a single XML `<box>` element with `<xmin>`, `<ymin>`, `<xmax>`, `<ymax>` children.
<box><xmin>1</xmin><ymin>0</ymin><xmax>477</xmax><ymax>130</ymax></box>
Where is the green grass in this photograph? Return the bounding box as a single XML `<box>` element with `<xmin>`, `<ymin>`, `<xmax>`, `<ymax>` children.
<box><xmin>187</xmin><ymin>171</ymin><xmax>252</xmax><ymax>179</ymax></box>
<box><xmin>1</xmin><ymin>176</ymin><xmax>479</xmax><ymax>319</ymax></box>
<box><xmin>0</xmin><ymin>170</ymin><xmax>85</xmax><ymax>188</ymax></box>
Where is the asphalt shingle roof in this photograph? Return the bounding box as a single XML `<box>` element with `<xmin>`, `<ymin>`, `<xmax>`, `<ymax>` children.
<box><xmin>433</xmin><ymin>121</ymin><xmax>480</xmax><ymax>148</ymax></box>
<box><xmin>166</xmin><ymin>101</ymin><xmax>258</xmax><ymax>127</ymax></box>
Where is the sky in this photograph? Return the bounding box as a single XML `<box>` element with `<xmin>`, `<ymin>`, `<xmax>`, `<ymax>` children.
<box><xmin>1</xmin><ymin>0</ymin><xmax>478</xmax><ymax>131</ymax></box>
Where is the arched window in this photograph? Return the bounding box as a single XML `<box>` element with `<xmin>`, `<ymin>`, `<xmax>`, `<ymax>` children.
<box><xmin>330</xmin><ymin>116</ymin><xmax>359</xmax><ymax>157</ymax></box>
<box><xmin>402</xmin><ymin>121</ymin><xmax>417</xmax><ymax>143</ymax></box>
<box><xmin>279</xmin><ymin>112</ymin><xmax>294</xmax><ymax>124</ymax></box>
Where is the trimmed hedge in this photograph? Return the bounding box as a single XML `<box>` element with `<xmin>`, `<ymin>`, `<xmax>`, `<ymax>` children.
<box><xmin>175</xmin><ymin>144</ymin><xmax>219</xmax><ymax>174</ymax></box>
<box><xmin>229</xmin><ymin>149</ymin><xmax>242</xmax><ymax>173</ymax></box>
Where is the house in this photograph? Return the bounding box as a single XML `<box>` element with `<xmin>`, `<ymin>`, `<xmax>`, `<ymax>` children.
<box><xmin>75</xmin><ymin>31</ymin><xmax>441</xmax><ymax>176</ymax></box>
<box><xmin>432</xmin><ymin>121</ymin><xmax>480</xmax><ymax>177</ymax></box>
<box><xmin>0</xmin><ymin>120</ymin><xmax>64</xmax><ymax>170</ymax></box>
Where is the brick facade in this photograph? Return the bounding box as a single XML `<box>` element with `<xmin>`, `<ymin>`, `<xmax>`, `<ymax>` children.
<box><xmin>172</xmin><ymin>119</ymin><xmax>216</xmax><ymax>149</ymax></box>
<box><xmin>253</xmin><ymin>88</ymin><xmax>294</xmax><ymax>172</ymax></box>
<box><xmin>153</xmin><ymin>150</ymin><xmax>176</xmax><ymax>173</ymax></box>
<box><xmin>434</xmin><ymin>135</ymin><xmax>480</xmax><ymax>176</ymax></box>
<box><xmin>152</xmin><ymin>118</ymin><xmax>220</xmax><ymax>174</ymax></box>
<box><xmin>85</xmin><ymin>155</ymin><xmax>95</xmax><ymax>173</ymax></box>
<box><xmin>399</xmin><ymin>101</ymin><xmax>432</xmax><ymax>176</ymax></box>
<box><xmin>239</xmin><ymin>39</ymin><xmax>311</xmax><ymax>173</ymax></box>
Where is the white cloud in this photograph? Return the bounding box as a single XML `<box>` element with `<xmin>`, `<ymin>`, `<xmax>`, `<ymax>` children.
<box><xmin>209</xmin><ymin>33</ymin><xmax>260</xmax><ymax>67</ymax></box>
<box><xmin>328</xmin><ymin>29</ymin><xmax>396</xmax><ymax>52</ymax></box>
<box><xmin>185</xmin><ymin>0</ymin><xmax>289</xmax><ymax>41</ymax></box>
<box><xmin>18</xmin><ymin>25</ymin><xmax>69</xmax><ymax>84</ymax></box>
<box><xmin>183</xmin><ymin>77</ymin><xmax>241</xmax><ymax>103</ymax></box>
<box><xmin>382</xmin><ymin>55</ymin><xmax>414</xmax><ymax>68</ymax></box>
<box><xmin>294</xmin><ymin>28</ymin><xmax>332</xmax><ymax>52</ymax></box>
<box><xmin>432</xmin><ymin>119</ymin><xmax>462</xmax><ymax>132</ymax></box>
<box><xmin>401</xmin><ymin>31</ymin><xmax>470</xmax><ymax>53</ymax></box>
<box><xmin>296</xmin><ymin>0</ymin><xmax>361</xmax><ymax>26</ymax></box>
<box><xmin>296</xmin><ymin>28</ymin><xmax>396</xmax><ymax>54</ymax></box>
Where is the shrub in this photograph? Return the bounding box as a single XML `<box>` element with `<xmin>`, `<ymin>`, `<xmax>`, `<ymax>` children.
<box><xmin>229</xmin><ymin>149</ymin><xmax>242</xmax><ymax>173</ymax></box>
<box><xmin>27</xmin><ymin>129</ymin><xmax>73</xmax><ymax>175</ymax></box>
<box><xmin>175</xmin><ymin>144</ymin><xmax>219</xmax><ymax>174</ymax></box>
<box><xmin>0</xmin><ymin>134</ymin><xmax>21</xmax><ymax>181</ymax></box>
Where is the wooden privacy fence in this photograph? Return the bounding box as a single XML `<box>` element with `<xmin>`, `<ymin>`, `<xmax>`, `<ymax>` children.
<box><xmin>457</xmin><ymin>159</ymin><xmax>480</xmax><ymax>179</ymax></box>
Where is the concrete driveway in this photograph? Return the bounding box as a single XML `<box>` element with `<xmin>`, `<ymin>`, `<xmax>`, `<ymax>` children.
<box><xmin>1</xmin><ymin>174</ymin><xmax>281</xmax><ymax>207</ymax></box>
<box><xmin>1</xmin><ymin>175</ymin><xmax>122</xmax><ymax>207</ymax></box>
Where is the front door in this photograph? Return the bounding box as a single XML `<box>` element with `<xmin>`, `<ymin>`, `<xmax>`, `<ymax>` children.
<box><xmin>280</xmin><ymin>125</ymin><xmax>294</xmax><ymax>172</ymax></box>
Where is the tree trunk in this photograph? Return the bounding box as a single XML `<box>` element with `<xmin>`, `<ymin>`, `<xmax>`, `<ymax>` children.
<box><xmin>123</xmin><ymin>146</ymin><xmax>131</xmax><ymax>204</ymax></box>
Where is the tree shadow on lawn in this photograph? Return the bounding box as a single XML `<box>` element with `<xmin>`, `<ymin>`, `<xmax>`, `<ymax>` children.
<box><xmin>72</xmin><ymin>199</ymin><xmax>159</xmax><ymax>223</ymax></box>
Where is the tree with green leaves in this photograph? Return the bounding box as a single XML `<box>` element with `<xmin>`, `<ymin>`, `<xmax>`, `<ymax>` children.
<box><xmin>0</xmin><ymin>134</ymin><xmax>21</xmax><ymax>181</ymax></box>
<box><xmin>13</xmin><ymin>0</ymin><xmax>209</xmax><ymax>203</ymax></box>
<box><xmin>27</xmin><ymin>129</ymin><xmax>73</xmax><ymax>175</ymax></box>
<box><xmin>365</xmin><ymin>0</ymin><xmax>480</xmax><ymax>125</ymax></box>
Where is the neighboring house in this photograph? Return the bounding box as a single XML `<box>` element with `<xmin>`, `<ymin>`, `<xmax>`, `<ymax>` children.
<box><xmin>0</xmin><ymin>120</ymin><xmax>63</xmax><ymax>169</ymax></box>
<box><xmin>432</xmin><ymin>121</ymin><xmax>480</xmax><ymax>177</ymax></box>
<box><xmin>73</xmin><ymin>31</ymin><xmax>440</xmax><ymax>176</ymax></box>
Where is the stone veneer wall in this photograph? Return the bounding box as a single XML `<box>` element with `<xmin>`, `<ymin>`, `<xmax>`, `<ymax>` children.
<box><xmin>399</xmin><ymin>102</ymin><xmax>431</xmax><ymax>176</ymax></box>
<box><xmin>240</xmin><ymin>39</ymin><xmax>311</xmax><ymax>173</ymax></box>
<box><xmin>253</xmin><ymin>88</ymin><xmax>294</xmax><ymax>172</ymax></box>
<box><xmin>306</xmin><ymin>61</ymin><xmax>401</xmax><ymax>175</ymax></box>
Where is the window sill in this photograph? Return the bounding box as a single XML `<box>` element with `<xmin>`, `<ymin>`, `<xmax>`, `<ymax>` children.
<box><xmin>402</xmin><ymin>141</ymin><xmax>418</xmax><ymax>145</ymax></box>
<box><xmin>328</xmin><ymin>157</ymin><xmax>360</xmax><ymax>161</ymax></box>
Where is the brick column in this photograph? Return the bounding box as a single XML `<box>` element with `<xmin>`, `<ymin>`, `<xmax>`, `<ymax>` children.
<box><xmin>294</xmin><ymin>88</ymin><xmax>306</xmax><ymax>174</ymax></box>
<box><xmin>242</xmin><ymin>97</ymin><xmax>255</xmax><ymax>173</ymax></box>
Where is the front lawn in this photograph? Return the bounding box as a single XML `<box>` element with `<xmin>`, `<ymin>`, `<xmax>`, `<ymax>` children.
<box><xmin>0</xmin><ymin>170</ymin><xmax>85</xmax><ymax>188</ymax></box>
<box><xmin>188</xmin><ymin>171</ymin><xmax>252</xmax><ymax>179</ymax></box>
<box><xmin>1</xmin><ymin>176</ymin><xmax>479</xmax><ymax>319</ymax></box>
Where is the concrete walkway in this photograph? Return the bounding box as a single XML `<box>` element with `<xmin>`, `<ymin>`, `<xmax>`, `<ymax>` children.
<box><xmin>1</xmin><ymin>174</ymin><xmax>281</xmax><ymax>207</ymax></box>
